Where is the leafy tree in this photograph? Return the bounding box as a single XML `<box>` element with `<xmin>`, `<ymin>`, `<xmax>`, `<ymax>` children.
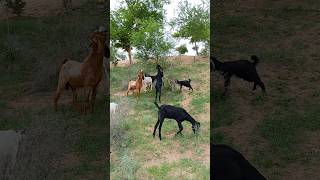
<box><xmin>176</xmin><ymin>44</ymin><xmax>188</xmax><ymax>60</ymax></box>
<box><xmin>131</xmin><ymin>18</ymin><xmax>172</xmax><ymax>62</ymax></box>
<box><xmin>176</xmin><ymin>44</ymin><xmax>188</xmax><ymax>55</ymax></box>
<box><xmin>171</xmin><ymin>0</ymin><xmax>209</xmax><ymax>56</ymax></box>
<box><xmin>111</xmin><ymin>0</ymin><xmax>168</xmax><ymax>65</ymax></box>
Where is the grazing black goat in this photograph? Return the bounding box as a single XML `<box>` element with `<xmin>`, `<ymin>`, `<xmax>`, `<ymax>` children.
<box><xmin>145</xmin><ymin>73</ymin><xmax>157</xmax><ymax>83</ymax></box>
<box><xmin>153</xmin><ymin>102</ymin><xmax>200</xmax><ymax>140</ymax></box>
<box><xmin>176</xmin><ymin>79</ymin><xmax>193</xmax><ymax>91</ymax></box>
<box><xmin>211</xmin><ymin>55</ymin><xmax>265</xmax><ymax>95</ymax></box>
<box><xmin>154</xmin><ymin>64</ymin><xmax>164</xmax><ymax>103</ymax></box>
<box><xmin>212</xmin><ymin>144</ymin><xmax>267</xmax><ymax>180</ymax></box>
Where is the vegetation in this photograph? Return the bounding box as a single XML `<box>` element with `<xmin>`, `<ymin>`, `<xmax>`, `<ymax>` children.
<box><xmin>212</xmin><ymin>0</ymin><xmax>320</xmax><ymax>179</ymax></box>
<box><xmin>171</xmin><ymin>0</ymin><xmax>209</xmax><ymax>56</ymax></box>
<box><xmin>176</xmin><ymin>44</ymin><xmax>188</xmax><ymax>55</ymax></box>
<box><xmin>110</xmin><ymin>0</ymin><xmax>169</xmax><ymax>64</ymax></box>
<box><xmin>110</xmin><ymin>57</ymin><xmax>210</xmax><ymax>178</ymax></box>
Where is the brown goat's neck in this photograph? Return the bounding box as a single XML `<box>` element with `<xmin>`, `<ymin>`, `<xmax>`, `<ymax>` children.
<box><xmin>85</xmin><ymin>46</ymin><xmax>105</xmax><ymax>68</ymax></box>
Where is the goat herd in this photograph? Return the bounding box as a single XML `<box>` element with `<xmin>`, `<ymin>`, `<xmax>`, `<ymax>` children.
<box><xmin>51</xmin><ymin>28</ymin><xmax>267</xmax><ymax>179</ymax></box>
<box><xmin>114</xmin><ymin>63</ymin><xmax>200</xmax><ymax>141</ymax></box>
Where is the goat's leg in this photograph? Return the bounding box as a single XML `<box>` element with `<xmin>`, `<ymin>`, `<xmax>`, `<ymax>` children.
<box><xmin>223</xmin><ymin>73</ymin><xmax>231</xmax><ymax>96</ymax></box>
<box><xmin>259</xmin><ymin>82</ymin><xmax>266</xmax><ymax>92</ymax></box>
<box><xmin>190</xmin><ymin>85</ymin><xmax>193</xmax><ymax>91</ymax></box>
<box><xmin>90</xmin><ymin>87</ymin><xmax>97</xmax><ymax>113</ymax></box>
<box><xmin>180</xmin><ymin>85</ymin><xmax>182</xmax><ymax>91</ymax></box>
<box><xmin>252</xmin><ymin>83</ymin><xmax>257</xmax><ymax>91</ymax></box>
<box><xmin>54</xmin><ymin>88</ymin><xmax>63</xmax><ymax>112</ymax></box>
<box><xmin>54</xmin><ymin>80</ymin><xmax>66</xmax><ymax>112</ymax></box>
<box><xmin>71</xmin><ymin>87</ymin><xmax>81</xmax><ymax>112</ymax></box>
<box><xmin>84</xmin><ymin>88</ymin><xmax>92</xmax><ymax>114</ymax></box>
<box><xmin>153</xmin><ymin>117</ymin><xmax>160</xmax><ymax>137</ymax></box>
<box><xmin>158</xmin><ymin>89</ymin><xmax>161</xmax><ymax>103</ymax></box>
<box><xmin>158</xmin><ymin>120</ymin><xmax>164</xmax><ymax>141</ymax></box>
<box><xmin>155</xmin><ymin>90</ymin><xmax>158</xmax><ymax>102</ymax></box>
<box><xmin>176</xmin><ymin>121</ymin><xmax>183</xmax><ymax>135</ymax></box>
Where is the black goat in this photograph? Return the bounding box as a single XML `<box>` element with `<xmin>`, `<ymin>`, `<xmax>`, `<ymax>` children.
<box><xmin>153</xmin><ymin>102</ymin><xmax>200</xmax><ymax>140</ymax></box>
<box><xmin>211</xmin><ymin>55</ymin><xmax>265</xmax><ymax>95</ymax></box>
<box><xmin>176</xmin><ymin>79</ymin><xmax>193</xmax><ymax>91</ymax></box>
<box><xmin>154</xmin><ymin>64</ymin><xmax>164</xmax><ymax>103</ymax></box>
<box><xmin>212</xmin><ymin>144</ymin><xmax>267</xmax><ymax>180</ymax></box>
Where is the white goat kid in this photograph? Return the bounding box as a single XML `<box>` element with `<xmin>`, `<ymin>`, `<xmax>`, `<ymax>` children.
<box><xmin>110</xmin><ymin>102</ymin><xmax>119</xmax><ymax>115</ymax></box>
<box><xmin>142</xmin><ymin>76</ymin><xmax>152</xmax><ymax>91</ymax></box>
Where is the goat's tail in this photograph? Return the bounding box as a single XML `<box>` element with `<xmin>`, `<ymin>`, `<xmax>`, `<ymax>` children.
<box><xmin>154</xmin><ymin>102</ymin><xmax>160</xmax><ymax>109</ymax></box>
<box><xmin>251</xmin><ymin>55</ymin><xmax>259</xmax><ymax>66</ymax></box>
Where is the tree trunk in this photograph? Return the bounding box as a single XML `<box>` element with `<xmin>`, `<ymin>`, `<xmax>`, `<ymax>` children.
<box><xmin>194</xmin><ymin>41</ymin><xmax>199</xmax><ymax>56</ymax></box>
<box><xmin>127</xmin><ymin>47</ymin><xmax>132</xmax><ymax>65</ymax></box>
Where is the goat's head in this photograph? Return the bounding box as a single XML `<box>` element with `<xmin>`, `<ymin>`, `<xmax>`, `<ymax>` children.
<box><xmin>90</xmin><ymin>31</ymin><xmax>106</xmax><ymax>53</ymax></box>
<box><xmin>138</xmin><ymin>70</ymin><xmax>144</xmax><ymax>80</ymax></box>
<box><xmin>156</xmin><ymin>64</ymin><xmax>162</xmax><ymax>71</ymax></box>
<box><xmin>192</xmin><ymin>122</ymin><xmax>200</xmax><ymax>134</ymax></box>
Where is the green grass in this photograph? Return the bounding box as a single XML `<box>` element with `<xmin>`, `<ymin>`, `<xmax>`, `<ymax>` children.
<box><xmin>110</xmin><ymin>58</ymin><xmax>210</xmax><ymax>178</ymax></box>
<box><xmin>213</xmin><ymin>0</ymin><xmax>320</xmax><ymax>178</ymax></box>
<box><xmin>147</xmin><ymin>159</ymin><xmax>210</xmax><ymax>180</ymax></box>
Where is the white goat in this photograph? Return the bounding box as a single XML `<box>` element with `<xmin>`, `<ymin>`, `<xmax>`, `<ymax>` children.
<box><xmin>110</xmin><ymin>102</ymin><xmax>119</xmax><ymax>115</ymax></box>
<box><xmin>142</xmin><ymin>76</ymin><xmax>152</xmax><ymax>91</ymax></box>
<box><xmin>0</xmin><ymin>130</ymin><xmax>25</xmax><ymax>177</ymax></box>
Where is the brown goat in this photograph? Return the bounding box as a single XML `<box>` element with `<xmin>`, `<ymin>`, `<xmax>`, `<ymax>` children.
<box><xmin>54</xmin><ymin>31</ymin><xmax>106</xmax><ymax>113</ymax></box>
<box><xmin>127</xmin><ymin>70</ymin><xmax>144</xmax><ymax>96</ymax></box>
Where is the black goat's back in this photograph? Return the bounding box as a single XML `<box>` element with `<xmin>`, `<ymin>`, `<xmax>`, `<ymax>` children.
<box><xmin>159</xmin><ymin>105</ymin><xmax>188</xmax><ymax>120</ymax></box>
<box><xmin>212</xmin><ymin>144</ymin><xmax>266</xmax><ymax>180</ymax></box>
<box><xmin>222</xmin><ymin>60</ymin><xmax>261</xmax><ymax>82</ymax></box>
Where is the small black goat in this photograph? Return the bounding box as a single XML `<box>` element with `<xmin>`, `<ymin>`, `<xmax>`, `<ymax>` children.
<box><xmin>176</xmin><ymin>79</ymin><xmax>193</xmax><ymax>91</ymax></box>
<box><xmin>153</xmin><ymin>102</ymin><xmax>200</xmax><ymax>140</ymax></box>
<box><xmin>154</xmin><ymin>64</ymin><xmax>164</xmax><ymax>103</ymax></box>
<box><xmin>211</xmin><ymin>55</ymin><xmax>265</xmax><ymax>95</ymax></box>
<box><xmin>212</xmin><ymin>144</ymin><xmax>267</xmax><ymax>180</ymax></box>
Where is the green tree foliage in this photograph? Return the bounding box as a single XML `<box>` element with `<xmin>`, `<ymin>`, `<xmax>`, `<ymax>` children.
<box><xmin>111</xmin><ymin>0</ymin><xmax>169</xmax><ymax>64</ymax></box>
<box><xmin>171</xmin><ymin>0</ymin><xmax>209</xmax><ymax>56</ymax></box>
<box><xmin>131</xmin><ymin>18</ymin><xmax>173</xmax><ymax>62</ymax></box>
<box><xmin>176</xmin><ymin>44</ymin><xmax>188</xmax><ymax>55</ymax></box>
